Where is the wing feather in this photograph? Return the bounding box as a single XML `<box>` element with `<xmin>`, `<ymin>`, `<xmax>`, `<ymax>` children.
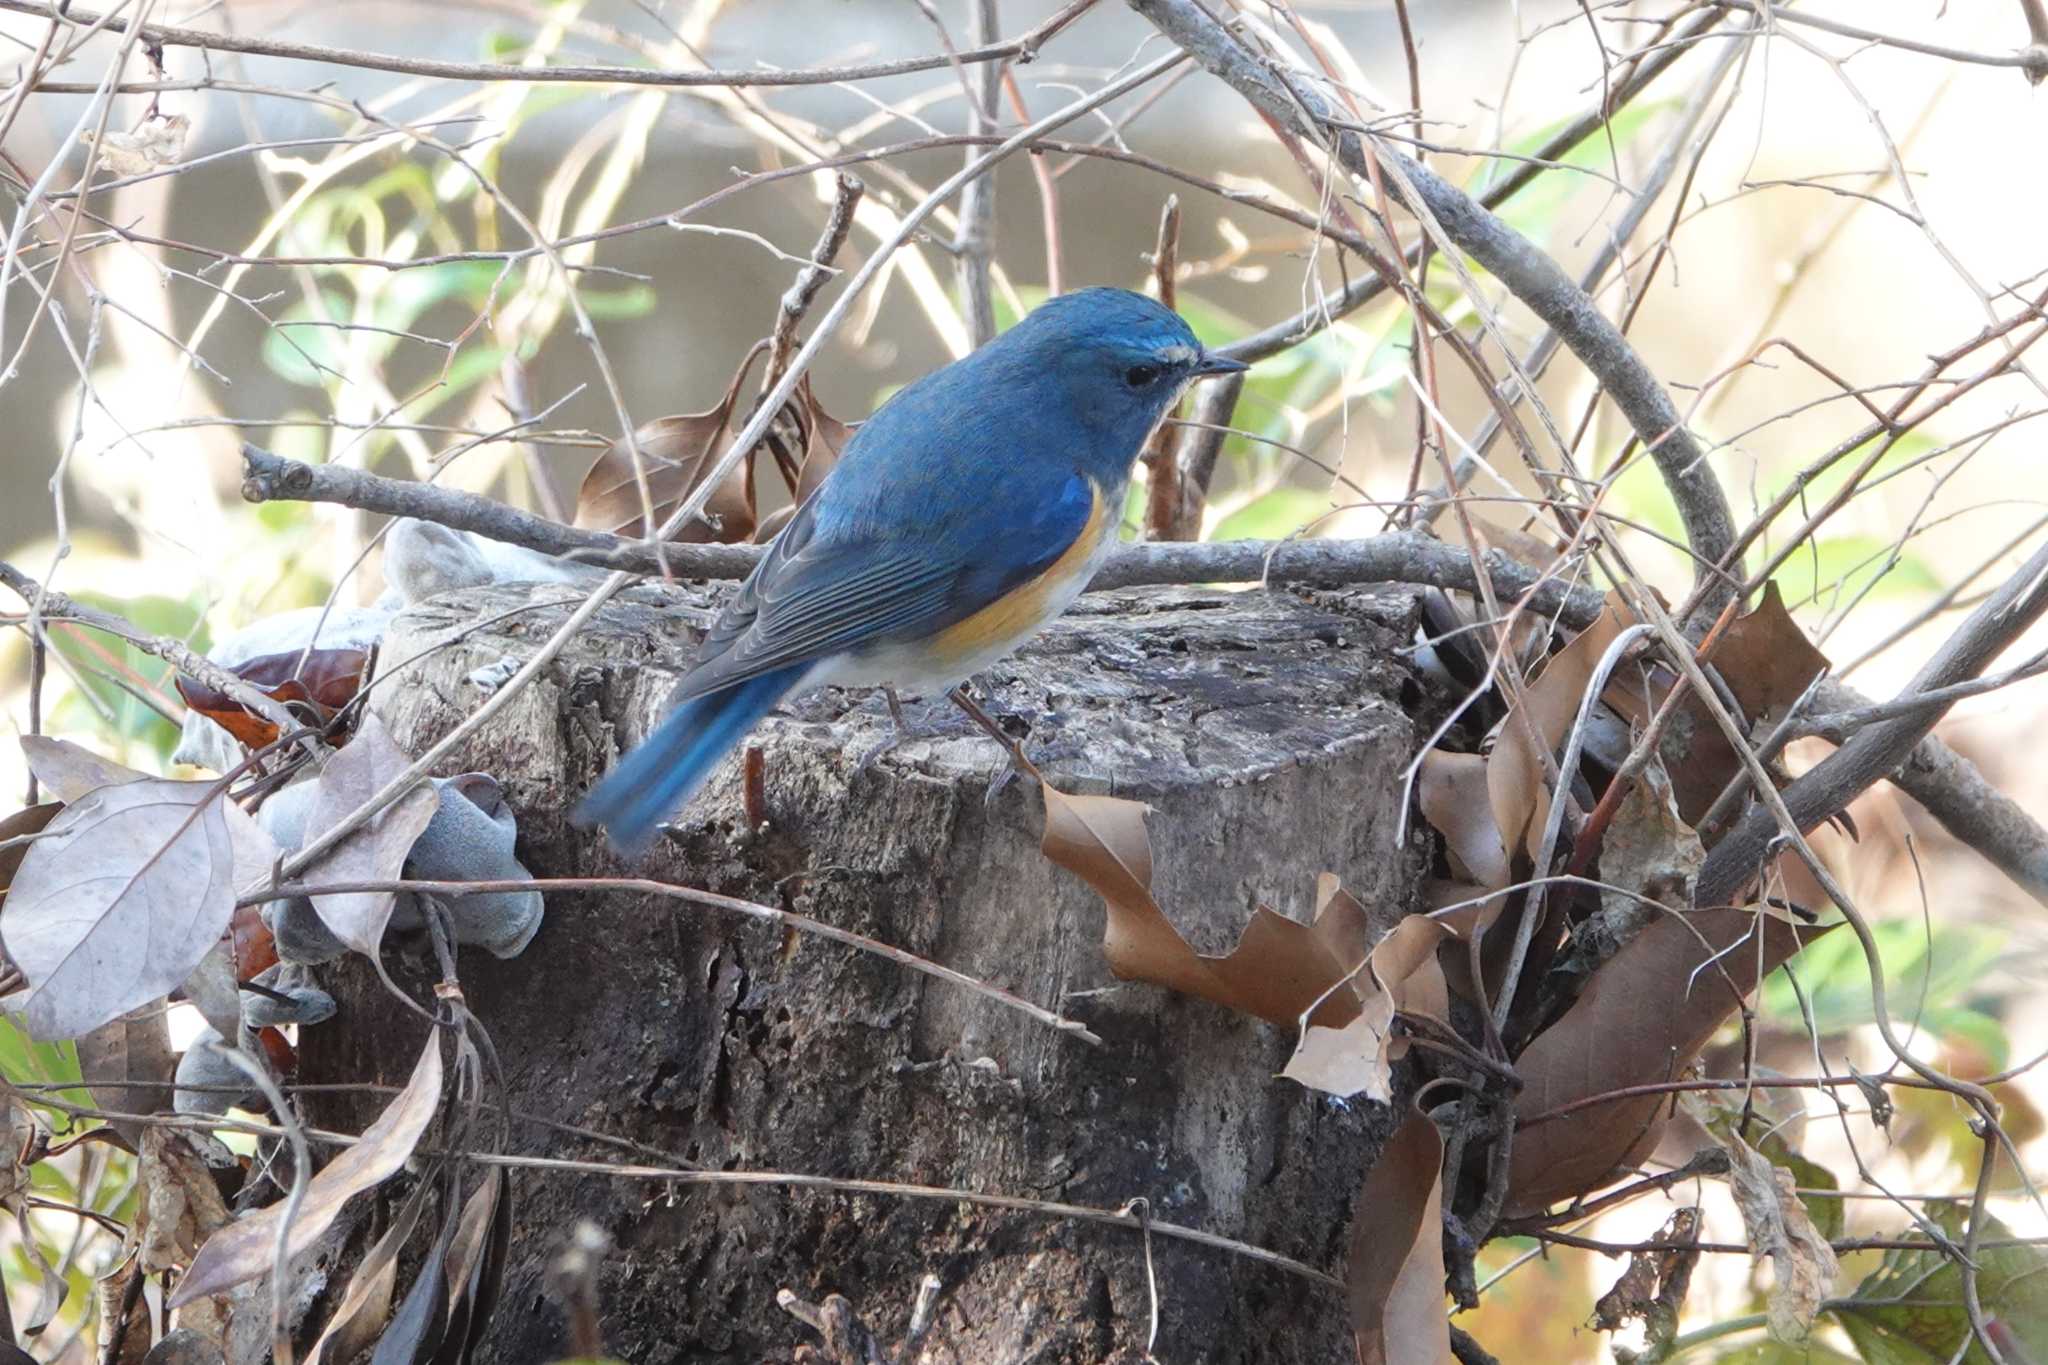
<box><xmin>676</xmin><ymin>472</ymin><xmax>1096</xmax><ymax>700</ymax></box>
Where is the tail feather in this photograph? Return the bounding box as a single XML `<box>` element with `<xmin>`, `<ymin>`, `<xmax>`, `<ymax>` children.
<box><xmin>573</xmin><ymin>666</ymin><xmax>804</xmax><ymax>854</ymax></box>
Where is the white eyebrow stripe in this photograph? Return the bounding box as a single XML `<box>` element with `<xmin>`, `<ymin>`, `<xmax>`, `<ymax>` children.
<box><xmin>1158</xmin><ymin>342</ymin><xmax>1199</xmax><ymax>364</ymax></box>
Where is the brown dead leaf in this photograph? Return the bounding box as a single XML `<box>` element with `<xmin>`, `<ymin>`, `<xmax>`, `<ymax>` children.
<box><xmin>1489</xmin><ymin>598</ymin><xmax>1632</xmax><ymax>864</ymax></box>
<box><xmin>77</xmin><ymin>1007</ymin><xmax>176</xmax><ymax>1146</ymax></box>
<box><xmin>1349</xmin><ymin>1109</ymin><xmax>1453</xmax><ymax>1365</ymax></box>
<box><xmin>139</xmin><ymin>1128</ymin><xmax>233</xmax><ymax>1276</ymax></box>
<box><xmin>0</xmin><ymin>801</ymin><xmax>61</xmax><ymax>909</ymax></box>
<box><xmin>1417</xmin><ymin>753</ymin><xmax>1509</xmax><ymax>888</ymax></box>
<box><xmin>1282</xmin><ymin>915</ymin><xmax>1452</xmax><ymax>1101</ymax></box>
<box><xmin>1507</xmin><ymin>906</ymin><xmax>1833</xmax><ymax>1214</ymax></box>
<box><xmin>173</xmin><ymin>644</ymin><xmax>374</xmax><ymax>751</ymax></box>
<box><xmin>303</xmin><ymin>1181</ymin><xmax>430</xmax><ymax>1365</ymax></box>
<box><xmin>1726</xmin><ymin>1133</ymin><xmax>1839</xmax><ymax>1343</ymax></box>
<box><xmin>1703</xmin><ymin>581</ymin><xmax>1830</xmax><ymax>727</ymax></box>
<box><xmin>754</xmin><ymin>379</ymin><xmax>855</xmax><ymax>544</ymax></box>
<box><xmin>1039</xmin><ymin>785</ymin><xmax>1372</xmax><ymax>1026</ymax></box>
<box><xmin>1591</xmin><ymin>1206</ymin><xmax>1700</xmax><ymax>1346</ymax></box>
<box><xmin>1596</xmin><ymin>754</ymin><xmax>1704</xmax><ymax>941</ymax></box>
<box><xmin>172</xmin><ymin>1034</ymin><xmax>443</xmax><ymax>1305</ymax></box>
<box><xmin>576</xmin><ymin>353</ymin><xmax>767</xmax><ymax>544</ymax></box>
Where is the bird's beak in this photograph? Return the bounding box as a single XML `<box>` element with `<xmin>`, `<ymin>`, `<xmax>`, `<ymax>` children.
<box><xmin>1192</xmin><ymin>352</ymin><xmax>1249</xmax><ymax>378</ymax></box>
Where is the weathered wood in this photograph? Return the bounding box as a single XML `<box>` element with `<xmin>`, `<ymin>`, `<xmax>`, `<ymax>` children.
<box><xmin>303</xmin><ymin>580</ymin><xmax>1429</xmax><ymax>1363</ymax></box>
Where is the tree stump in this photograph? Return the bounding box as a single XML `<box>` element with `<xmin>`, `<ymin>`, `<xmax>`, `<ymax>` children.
<box><xmin>301</xmin><ymin>579</ymin><xmax>1429</xmax><ymax>1363</ymax></box>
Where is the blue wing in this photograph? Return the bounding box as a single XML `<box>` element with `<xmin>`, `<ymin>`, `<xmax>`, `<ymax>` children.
<box><xmin>675</xmin><ymin>464</ymin><xmax>1097</xmax><ymax>700</ymax></box>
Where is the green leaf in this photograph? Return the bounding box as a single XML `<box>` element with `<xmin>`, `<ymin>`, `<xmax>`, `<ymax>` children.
<box><xmin>1210</xmin><ymin>486</ymin><xmax>1331</xmax><ymax>542</ymax></box>
<box><xmin>45</xmin><ymin>592</ymin><xmax>209</xmax><ymax>758</ymax></box>
<box><xmin>1829</xmin><ymin>1206</ymin><xmax>2048</xmax><ymax>1363</ymax></box>
<box><xmin>1771</xmin><ymin>533</ymin><xmax>1942</xmax><ymax>609</ymax></box>
<box><xmin>1490</xmin><ymin>100</ymin><xmax>1677</xmax><ymax>242</ymax></box>
<box><xmin>1762</xmin><ymin>920</ymin><xmax>2009</xmax><ymax>1067</ymax></box>
<box><xmin>578</xmin><ymin>283</ymin><xmax>658</xmax><ymax>320</ymax></box>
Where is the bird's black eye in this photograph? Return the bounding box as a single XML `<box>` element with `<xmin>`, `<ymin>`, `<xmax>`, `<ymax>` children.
<box><xmin>1123</xmin><ymin>363</ymin><xmax>1161</xmax><ymax>389</ymax></box>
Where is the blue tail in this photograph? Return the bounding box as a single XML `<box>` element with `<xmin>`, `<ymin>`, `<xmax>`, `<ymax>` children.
<box><xmin>573</xmin><ymin>666</ymin><xmax>804</xmax><ymax>854</ymax></box>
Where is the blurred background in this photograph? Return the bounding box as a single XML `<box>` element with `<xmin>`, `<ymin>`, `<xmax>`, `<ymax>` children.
<box><xmin>2</xmin><ymin>1</ymin><xmax>2047</xmax><ymax>1359</ymax></box>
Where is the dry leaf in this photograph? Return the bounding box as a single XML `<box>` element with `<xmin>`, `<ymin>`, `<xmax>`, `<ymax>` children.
<box><xmin>439</xmin><ymin>1167</ymin><xmax>510</xmax><ymax>1362</ymax></box>
<box><xmin>754</xmin><ymin>379</ymin><xmax>855</xmax><ymax>543</ymax></box>
<box><xmin>576</xmin><ymin>354</ymin><xmax>760</xmax><ymax>545</ymax></box>
<box><xmin>3</xmin><ymin>780</ymin><xmax>276</xmax><ymax>1039</ymax></box>
<box><xmin>1595</xmin><ymin>754</ymin><xmax>1704</xmax><ymax>941</ymax></box>
<box><xmin>175</xmin><ymin>645</ymin><xmax>375</xmax><ymax>751</ymax></box>
<box><xmin>172</xmin><ymin>1034</ymin><xmax>443</xmax><ymax>1305</ymax></box>
<box><xmin>297</xmin><ymin>713</ymin><xmax>441</xmax><ymax>956</ymax></box>
<box><xmin>1488</xmin><ymin>599</ymin><xmax>1632</xmax><ymax>864</ymax></box>
<box><xmin>86</xmin><ymin>113</ymin><xmax>189</xmax><ymax>175</ymax></box>
<box><xmin>1039</xmin><ymin>785</ymin><xmax>1372</xmax><ymax>1026</ymax></box>
<box><xmin>1348</xmin><ymin>1109</ymin><xmax>1453</xmax><ymax>1365</ymax></box>
<box><xmin>1282</xmin><ymin>915</ymin><xmax>1452</xmax><ymax>1102</ymax></box>
<box><xmin>1591</xmin><ymin>1206</ymin><xmax>1700</xmax><ymax>1347</ymax></box>
<box><xmin>1507</xmin><ymin>906</ymin><xmax>1833</xmax><ymax>1213</ymax></box>
<box><xmin>303</xmin><ymin>1181</ymin><xmax>430</xmax><ymax>1365</ymax></box>
<box><xmin>1416</xmin><ymin>753</ymin><xmax>1509</xmax><ymax>888</ymax></box>
<box><xmin>19</xmin><ymin>736</ymin><xmax>149</xmax><ymax>801</ymax></box>
<box><xmin>0</xmin><ymin>801</ymin><xmax>61</xmax><ymax>909</ymax></box>
<box><xmin>76</xmin><ymin>1007</ymin><xmax>176</xmax><ymax>1144</ymax></box>
<box><xmin>139</xmin><ymin>1128</ymin><xmax>233</xmax><ymax>1275</ymax></box>
<box><xmin>1703</xmin><ymin>581</ymin><xmax>1830</xmax><ymax>727</ymax></box>
<box><xmin>1726</xmin><ymin>1134</ymin><xmax>1840</xmax><ymax>1343</ymax></box>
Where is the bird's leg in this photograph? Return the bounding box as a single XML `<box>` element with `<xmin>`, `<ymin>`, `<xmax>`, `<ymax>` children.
<box><xmin>855</xmin><ymin>687</ymin><xmax>917</xmax><ymax>775</ymax></box>
<box><xmin>948</xmin><ymin>685</ymin><xmax>1046</xmax><ymax>793</ymax></box>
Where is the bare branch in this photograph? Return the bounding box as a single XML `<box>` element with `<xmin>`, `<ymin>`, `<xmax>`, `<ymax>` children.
<box><xmin>0</xmin><ymin>0</ymin><xmax>1098</xmax><ymax>90</ymax></box>
<box><xmin>236</xmin><ymin>443</ymin><xmax>1605</xmax><ymax>620</ymax></box>
<box><xmin>1127</xmin><ymin>0</ymin><xmax>1741</xmax><ymax>605</ymax></box>
<box><xmin>1698</xmin><ymin>540</ymin><xmax>2048</xmax><ymax>906</ymax></box>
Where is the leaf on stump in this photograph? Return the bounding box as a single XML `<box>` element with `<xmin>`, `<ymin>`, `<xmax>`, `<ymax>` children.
<box><xmin>1348</xmin><ymin>1109</ymin><xmax>1453</xmax><ymax>1365</ymax></box>
<box><xmin>19</xmin><ymin>736</ymin><xmax>149</xmax><ymax>802</ymax></box>
<box><xmin>297</xmin><ymin>712</ymin><xmax>441</xmax><ymax>957</ymax></box>
<box><xmin>1038</xmin><ymin>785</ymin><xmax>1374</xmax><ymax>1026</ymax></box>
<box><xmin>172</xmin><ymin>1033</ymin><xmax>443</xmax><ymax>1305</ymax></box>
<box><xmin>575</xmin><ymin>354</ymin><xmax>764</xmax><ymax>544</ymax></box>
<box><xmin>1281</xmin><ymin>913</ymin><xmax>1452</xmax><ymax>1102</ymax></box>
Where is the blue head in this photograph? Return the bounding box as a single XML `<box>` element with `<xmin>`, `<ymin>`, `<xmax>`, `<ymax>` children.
<box><xmin>972</xmin><ymin>287</ymin><xmax>1247</xmax><ymax>482</ymax></box>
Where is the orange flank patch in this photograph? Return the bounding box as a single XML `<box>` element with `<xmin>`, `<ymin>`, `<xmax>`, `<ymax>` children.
<box><xmin>927</xmin><ymin>479</ymin><xmax>1108</xmax><ymax>668</ymax></box>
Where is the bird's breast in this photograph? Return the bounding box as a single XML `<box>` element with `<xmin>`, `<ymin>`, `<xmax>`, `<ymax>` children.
<box><xmin>921</xmin><ymin>477</ymin><xmax>1118</xmax><ymax>675</ymax></box>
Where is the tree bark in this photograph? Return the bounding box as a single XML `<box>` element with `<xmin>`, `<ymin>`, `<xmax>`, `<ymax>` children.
<box><xmin>300</xmin><ymin>579</ymin><xmax>1429</xmax><ymax>1363</ymax></box>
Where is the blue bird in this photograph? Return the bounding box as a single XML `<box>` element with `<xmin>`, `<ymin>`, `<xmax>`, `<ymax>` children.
<box><xmin>574</xmin><ymin>287</ymin><xmax>1248</xmax><ymax>852</ymax></box>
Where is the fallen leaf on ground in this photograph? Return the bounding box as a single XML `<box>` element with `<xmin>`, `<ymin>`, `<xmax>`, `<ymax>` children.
<box><xmin>1726</xmin><ymin>1133</ymin><xmax>1839</xmax><ymax>1343</ymax></box>
<box><xmin>1349</xmin><ymin>1109</ymin><xmax>1453</xmax><ymax>1365</ymax></box>
<box><xmin>1507</xmin><ymin>906</ymin><xmax>1833</xmax><ymax>1214</ymax></box>
<box><xmin>1039</xmin><ymin>785</ymin><xmax>1372</xmax><ymax>1026</ymax></box>
<box><xmin>297</xmin><ymin>713</ymin><xmax>442</xmax><ymax>956</ymax></box>
<box><xmin>172</xmin><ymin>1033</ymin><xmax>443</xmax><ymax>1305</ymax></box>
<box><xmin>3</xmin><ymin>780</ymin><xmax>276</xmax><ymax>1039</ymax></box>
<box><xmin>1282</xmin><ymin>915</ymin><xmax>1452</xmax><ymax>1102</ymax></box>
